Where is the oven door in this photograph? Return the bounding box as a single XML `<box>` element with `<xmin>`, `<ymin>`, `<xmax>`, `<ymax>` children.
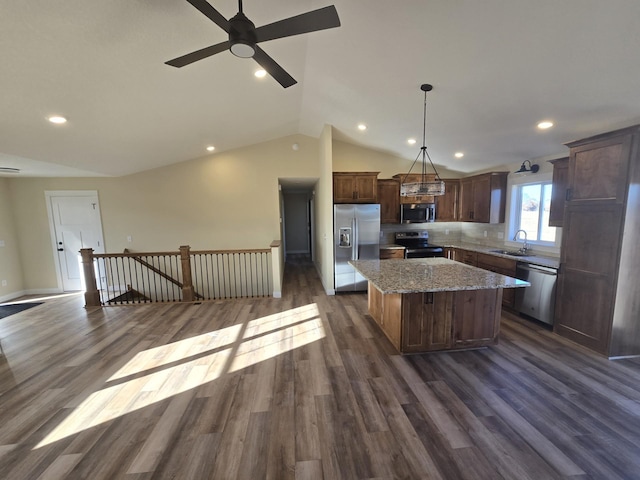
<box><xmin>404</xmin><ymin>247</ymin><xmax>444</xmax><ymax>258</ymax></box>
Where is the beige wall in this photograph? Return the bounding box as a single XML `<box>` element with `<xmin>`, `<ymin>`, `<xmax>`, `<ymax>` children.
<box><xmin>0</xmin><ymin>178</ymin><xmax>24</xmax><ymax>300</ymax></box>
<box><xmin>8</xmin><ymin>134</ymin><xmax>320</xmax><ymax>292</ymax></box>
<box><xmin>316</xmin><ymin>124</ymin><xmax>334</xmax><ymax>293</ymax></box>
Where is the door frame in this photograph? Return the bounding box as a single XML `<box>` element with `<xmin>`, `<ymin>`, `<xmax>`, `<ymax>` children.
<box><xmin>45</xmin><ymin>190</ymin><xmax>106</xmax><ymax>292</ymax></box>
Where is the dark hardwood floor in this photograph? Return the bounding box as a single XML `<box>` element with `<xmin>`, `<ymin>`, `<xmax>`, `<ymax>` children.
<box><xmin>1</xmin><ymin>256</ymin><xmax>640</xmax><ymax>479</ymax></box>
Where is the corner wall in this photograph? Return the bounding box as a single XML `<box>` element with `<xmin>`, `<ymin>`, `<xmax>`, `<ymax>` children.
<box><xmin>0</xmin><ymin>178</ymin><xmax>24</xmax><ymax>301</ymax></box>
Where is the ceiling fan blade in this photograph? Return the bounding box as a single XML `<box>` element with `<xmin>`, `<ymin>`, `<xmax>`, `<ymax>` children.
<box><xmin>253</xmin><ymin>47</ymin><xmax>297</xmax><ymax>88</ymax></box>
<box><xmin>255</xmin><ymin>5</ymin><xmax>340</xmax><ymax>43</ymax></box>
<box><xmin>185</xmin><ymin>0</ymin><xmax>230</xmax><ymax>32</ymax></box>
<box><xmin>165</xmin><ymin>41</ymin><xmax>230</xmax><ymax>67</ymax></box>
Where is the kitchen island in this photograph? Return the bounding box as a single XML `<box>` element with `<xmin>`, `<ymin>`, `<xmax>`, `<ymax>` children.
<box><xmin>350</xmin><ymin>258</ymin><xmax>528</xmax><ymax>353</ymax></box>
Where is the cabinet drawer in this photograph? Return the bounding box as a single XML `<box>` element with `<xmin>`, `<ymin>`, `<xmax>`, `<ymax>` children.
<box><xmin>380</xmin><ymin>248</ymin><xmax>405</xmax><ymax>259</ymax></box>
<box><xmin>458</xmin><ymin>250</ymin><xmax>477</xmax><ymax>266</ymax></box>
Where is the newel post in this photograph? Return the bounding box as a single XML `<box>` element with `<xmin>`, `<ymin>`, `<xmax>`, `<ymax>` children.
<box><xmin>179</xmin><ymin>245</ymin><xmax>195</xmax><ymax>302</ymax></box>
<box><xmin>80</xmin><ymin>248</ymin><xmax>101</xmax><ymax>307</ymax></box>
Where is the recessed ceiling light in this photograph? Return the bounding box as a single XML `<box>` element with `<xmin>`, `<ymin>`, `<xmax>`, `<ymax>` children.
<box><xmin>206</xmin><ymin>146</ymin><xmax>215</xmax><ymax>152</ymax></box>
<box><xmin>357</xmin><ymin>124</ymin><xmax>367</xmax><ymax>131</ymax></box>
<box><xmin>454</xmin><ymin>152</ymin><xmax>464</xmax><ymax>158</ymax></box>
<box><xmin>254</xmin><ymin>69</ymin><xmax>267</xmax><ymax>78</ymax></box>
<box><xmin>407</xmin><ymin>138</ymin><xmax>417</xmax><ymax>145</ymax></box>
<box><xmin>48</xmin><ymin>115</ymin><xmax>67</xmax><ymax>124</ymax></box>
<box><xmin>537</xmin><ymin>120</ymin><xmax>554</xmax><ymax>129</ymax></box>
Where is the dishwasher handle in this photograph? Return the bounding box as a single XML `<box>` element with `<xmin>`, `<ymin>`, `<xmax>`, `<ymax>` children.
<box><xmin>517</xmin><ymin>263</ymin><xmax>557</xmax><ymax>275</ymax></box>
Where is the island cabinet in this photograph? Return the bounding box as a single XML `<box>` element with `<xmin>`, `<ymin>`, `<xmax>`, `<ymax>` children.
<box><xmin>555</xmin><ymin>125</ymin><xmax>640</xmax><ymax>357</ymax></box>
<box><xmin>368</xmin><ymin>284</ymin><xmax>502</xmax><ymax>353</ymax></box>
<box><xmin>333</xmin><ymin>172</ymin><xmax>379</xmax><ymax>203</ymax></box>
<box><xmin>435</xmin><ymin>179</ymin><xmax>460</xmax><ymax>221</ymax></box>
<box><xmin>548</xmin><ymin>157</ymin><xmax>569</xmax><ymax>227</ymax></box>
<box><xmin>459</xmin><ymin>172</ymin><xmax>508</xmax><ymax>223</ymax></box>
<box><xmin>377</xmin><ymin>179</ymin><xmax>400</xmax><ymax>223</ymax></box>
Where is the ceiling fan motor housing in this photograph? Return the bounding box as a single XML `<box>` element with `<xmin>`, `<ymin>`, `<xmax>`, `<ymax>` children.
<box><xmin>229</xmin><ymin>12</ymin><xmax>257</xmax><ymax>58</ymax></box>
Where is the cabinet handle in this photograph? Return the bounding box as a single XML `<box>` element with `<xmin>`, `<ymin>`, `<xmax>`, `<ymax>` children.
<box><xmin>425</xmin><ymin>292</ymin><xmax>434</xmax><ymax>304</ymax></box>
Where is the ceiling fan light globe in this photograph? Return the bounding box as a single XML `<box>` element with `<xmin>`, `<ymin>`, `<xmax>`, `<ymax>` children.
<box><xmin>230</xmin><ymin>41</ymin><xmax>255</xmax><ymax>58</ymax></box>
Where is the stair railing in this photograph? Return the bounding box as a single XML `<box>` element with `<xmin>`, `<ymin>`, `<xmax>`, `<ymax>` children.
<box><xmin>81</xmin><ymin>242</ymin><xmax>282</xmax><ymax>307</ymax></box>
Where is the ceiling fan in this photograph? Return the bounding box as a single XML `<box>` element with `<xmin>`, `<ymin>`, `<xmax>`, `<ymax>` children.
<box><xmin>165</xmin><ymin>0</ymin><xmax>341</xmax><ymax>88</ymax></box>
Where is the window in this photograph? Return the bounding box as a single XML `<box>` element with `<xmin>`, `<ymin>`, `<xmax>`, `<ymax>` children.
<box><xmin>512</xmin><ymin>180</ymin><xmax>556</xmax><ymax>245</ymax></box>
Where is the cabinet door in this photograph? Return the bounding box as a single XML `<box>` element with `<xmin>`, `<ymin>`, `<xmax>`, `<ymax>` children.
<box><xmin>548</xmin><ymin>157</ymin><xmax>569</xmax><ymax>227</ymax></box>
<box><xmin>435</xmin><ymin>179</ymin><xmax>459</xmax><ymax>221</ymax></box>
<box><xmin>459</xmin><ymin>178</ymin><xmax>474</xmax><ymax>221</ymax></box>
<box><xmin>377</xmin><ymin>179</ymin><xmax>400</xmax><ymax>223</ymax></box>
<box><xmin>554</xmin><ymin>204</ymin><xmax>623</xmax><ymax>354</ymax></box>
<box><xmin>569</xmin><ymin>135</ymin><xmax>631</xmax><ymax>204</ymax></box>
<box><xmin>401</xmin><ymin>292</ymin><xmax>453</xmax><ymax>352</ymax></box>
<box><xmin>471</xmin><ymin>175</ymin><xmax>492</xmax><ymax>223</ymax></box>
<box><xmin>452</xmin><ymin>289</ymin><xmax>501</xmax><ymax>347</ymax></box>
<box><xmin>355</xmin><ymin>174</ymin><xmax>378</xmax><ymax>202</ymax></box>
<box><xmin>333</xmin><ymin>175</ymin><xmax>356</xmax><ymax>203</ymax></box>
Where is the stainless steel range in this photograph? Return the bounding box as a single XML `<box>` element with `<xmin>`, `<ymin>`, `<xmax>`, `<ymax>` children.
<box><xmin>394</xmin><ymin>231</ymin><xmax>444</xmax><ymax>258</ymax></box>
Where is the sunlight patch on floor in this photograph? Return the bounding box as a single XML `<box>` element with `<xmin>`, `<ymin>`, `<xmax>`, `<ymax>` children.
<box><xmin>33</xmin><ymin>303</ymin><xmax>324</xmax><ymax>449</ymax></box>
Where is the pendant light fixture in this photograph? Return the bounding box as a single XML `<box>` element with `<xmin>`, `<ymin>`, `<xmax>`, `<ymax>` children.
<box><xmin>401</xmin><ymin>84</ymin><xmax>445</xmax><ymax>197</ymax></box>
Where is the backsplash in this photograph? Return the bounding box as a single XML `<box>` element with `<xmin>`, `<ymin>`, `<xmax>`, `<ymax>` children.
<box><xmin>380</xmin><ymin>222</ymin><xmax>462</xmax><ymax>245</ymax></box>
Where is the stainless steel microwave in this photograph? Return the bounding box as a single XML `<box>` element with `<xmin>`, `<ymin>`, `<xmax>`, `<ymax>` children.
<box><xmin>401</xmin><ymin>203</ymin><xmax>436</xmax><ymax>223</ymax></box>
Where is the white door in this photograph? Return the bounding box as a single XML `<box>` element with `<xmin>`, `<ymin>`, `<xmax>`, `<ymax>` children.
<box><xmin>48</xmin><ymin>193</ymin><xmax>105</xmax><ymax>291</ymax></box>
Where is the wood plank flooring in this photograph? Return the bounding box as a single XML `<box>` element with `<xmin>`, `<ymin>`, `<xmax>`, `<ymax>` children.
<box><xmin>1</xmin><ymin>256</ymin><xmax>640</xmax><ymax>479</ymax></box>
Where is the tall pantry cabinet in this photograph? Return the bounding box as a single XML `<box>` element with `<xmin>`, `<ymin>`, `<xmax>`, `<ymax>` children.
<box><xmin>554</xmin><ymin>125</ymin><xmax>640</xmax><ymax>357</ymax></box>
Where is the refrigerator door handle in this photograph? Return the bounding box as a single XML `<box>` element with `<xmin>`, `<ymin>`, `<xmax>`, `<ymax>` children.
<box><xmin>352</xmin><ymin>218</ymin><xmax>358</xmax><ymax>260</ymax></box>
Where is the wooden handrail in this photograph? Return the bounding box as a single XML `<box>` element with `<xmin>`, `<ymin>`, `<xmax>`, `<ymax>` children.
<box><xmin>82</xmin><ymin>242</ymin><xmax>279</xmax><ymax>307</ymax></box>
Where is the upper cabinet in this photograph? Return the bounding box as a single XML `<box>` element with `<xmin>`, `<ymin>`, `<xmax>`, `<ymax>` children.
<box><xmin>333</xmin><ymin>172</ymin><xmax>379</xmax><ymax>203</ymax></box>
<box><xmin>435</xmin><ymin>179</ymin><xmax>460</xmax><ymax>222</ymax></box>
<box><xmin>458</xmin><ymin>172</ymin><xmax>508</xmax><ymax>223</ymax></box>
<box><xmin>377</xmin><ymin>179</ymin><xmax>401</xmax><ymax>224</ymax></box>
<box><xmin>548</xmin><ymin>157</ymin><xmax>569</xmax><ymax>227</ymax></box>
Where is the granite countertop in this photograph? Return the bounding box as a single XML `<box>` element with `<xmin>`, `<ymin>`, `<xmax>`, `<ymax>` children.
<box><xmin>350</xmin><ymin>258</ymin><xmax>529</xmax><ymax>294</ymax></box>
<box><xmin>444</xmin><ymin>242</ymin><xmax>560</xmax><ymax>269</ymax></box>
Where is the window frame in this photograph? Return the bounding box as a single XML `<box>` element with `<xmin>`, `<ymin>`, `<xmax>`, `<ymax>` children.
<box><xmin>505</xmin><ymin>172</ymin><xmax>562</xmax><ymax>254</ymax></box>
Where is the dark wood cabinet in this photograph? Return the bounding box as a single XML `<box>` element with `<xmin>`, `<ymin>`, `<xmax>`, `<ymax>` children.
<box><xmin>476</xmin><ymin>252</ymin><xmax>517</xmax><ymax>308</ymax></box>
<box><xmin>554</xmin><ymin>125</ymin><xmax>640</xmax><ymax>357</ymax></box>
<box><xmin>548</xmin><ymin>157</ymin><xmax>569</xmax><ymax>227</ymax></box>
<box><xmin>458</xmin><ymin>172</ymin><xmax>508</xmax><ymax>223</ymax></box>
<box><xmin>379</xmin><ymin>247</ymin><xmax>405</xmax><ymax>259</ymax></box>
<box><xmin>368</xmin><ymin>284</ymin><xmax>500</xmax><ymax>353</ymax></box>
<box><xmin>435</xmin><ymin>179</ymin><xmax>460</xmax><ymax>221</ymax></box>
<box><xmin>377</xmin><ymin>179</ymin><xmax>400</xmax><ymax>223</ymax></box>
<box><xmin>333</xmin><ymin>172</ymin><xmax>379</xmax><ymax>203</ymax></box>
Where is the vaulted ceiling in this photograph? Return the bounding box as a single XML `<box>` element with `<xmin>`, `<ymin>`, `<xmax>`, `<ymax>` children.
<box><xmin>2</xmin><ymin>0</ymin><xmax>640</xmax><ymax>177</ymax></box>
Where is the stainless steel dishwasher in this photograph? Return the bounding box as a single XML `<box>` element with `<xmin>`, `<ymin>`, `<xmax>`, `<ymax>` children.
<box><xmin>515</xmin><ymin>262</ymin><xmax>557</xmax><ymax>325</ymax></box>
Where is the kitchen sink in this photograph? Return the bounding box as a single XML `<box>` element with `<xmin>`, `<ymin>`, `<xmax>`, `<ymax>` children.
<box><xmin>489</xmin><ymin>249</ymin><xmax>528</xmax><ymax>257</ymax></box>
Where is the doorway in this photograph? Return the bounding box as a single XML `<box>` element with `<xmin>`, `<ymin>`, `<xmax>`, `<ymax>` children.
<box><xmin>279</xmin><ymin>179</ymin><xmax>316</xmax><ymax>264</ymax></box>
<box><xmin>45</xmin><ymin>191</ymin><xmax>106</xmax><ymax>291</ymax></box>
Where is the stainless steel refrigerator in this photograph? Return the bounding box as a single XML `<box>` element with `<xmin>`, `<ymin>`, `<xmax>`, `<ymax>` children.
<box><xmin>334</xmin><ymin>204</ymin><xmax>380</xmax><ymax>292</ymax></box>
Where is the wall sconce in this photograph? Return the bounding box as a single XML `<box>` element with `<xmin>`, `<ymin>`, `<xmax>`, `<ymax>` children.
<box><xmin>514</xmin><ymin>160</ymin><xmax>539</xmax><ymax>174</ymax></box>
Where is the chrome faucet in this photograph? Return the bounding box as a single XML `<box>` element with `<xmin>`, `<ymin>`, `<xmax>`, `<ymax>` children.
<box><xmin>513</xmin><ymin>229</ymin><xmax>529</xmax><ymax>253</ymax></box>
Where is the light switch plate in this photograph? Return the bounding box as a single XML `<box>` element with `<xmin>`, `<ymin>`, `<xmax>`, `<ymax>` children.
<box><xmin>0</xmin><ymin>240</ymin><xmax>5</xmax><ymax>247</ymax></box>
